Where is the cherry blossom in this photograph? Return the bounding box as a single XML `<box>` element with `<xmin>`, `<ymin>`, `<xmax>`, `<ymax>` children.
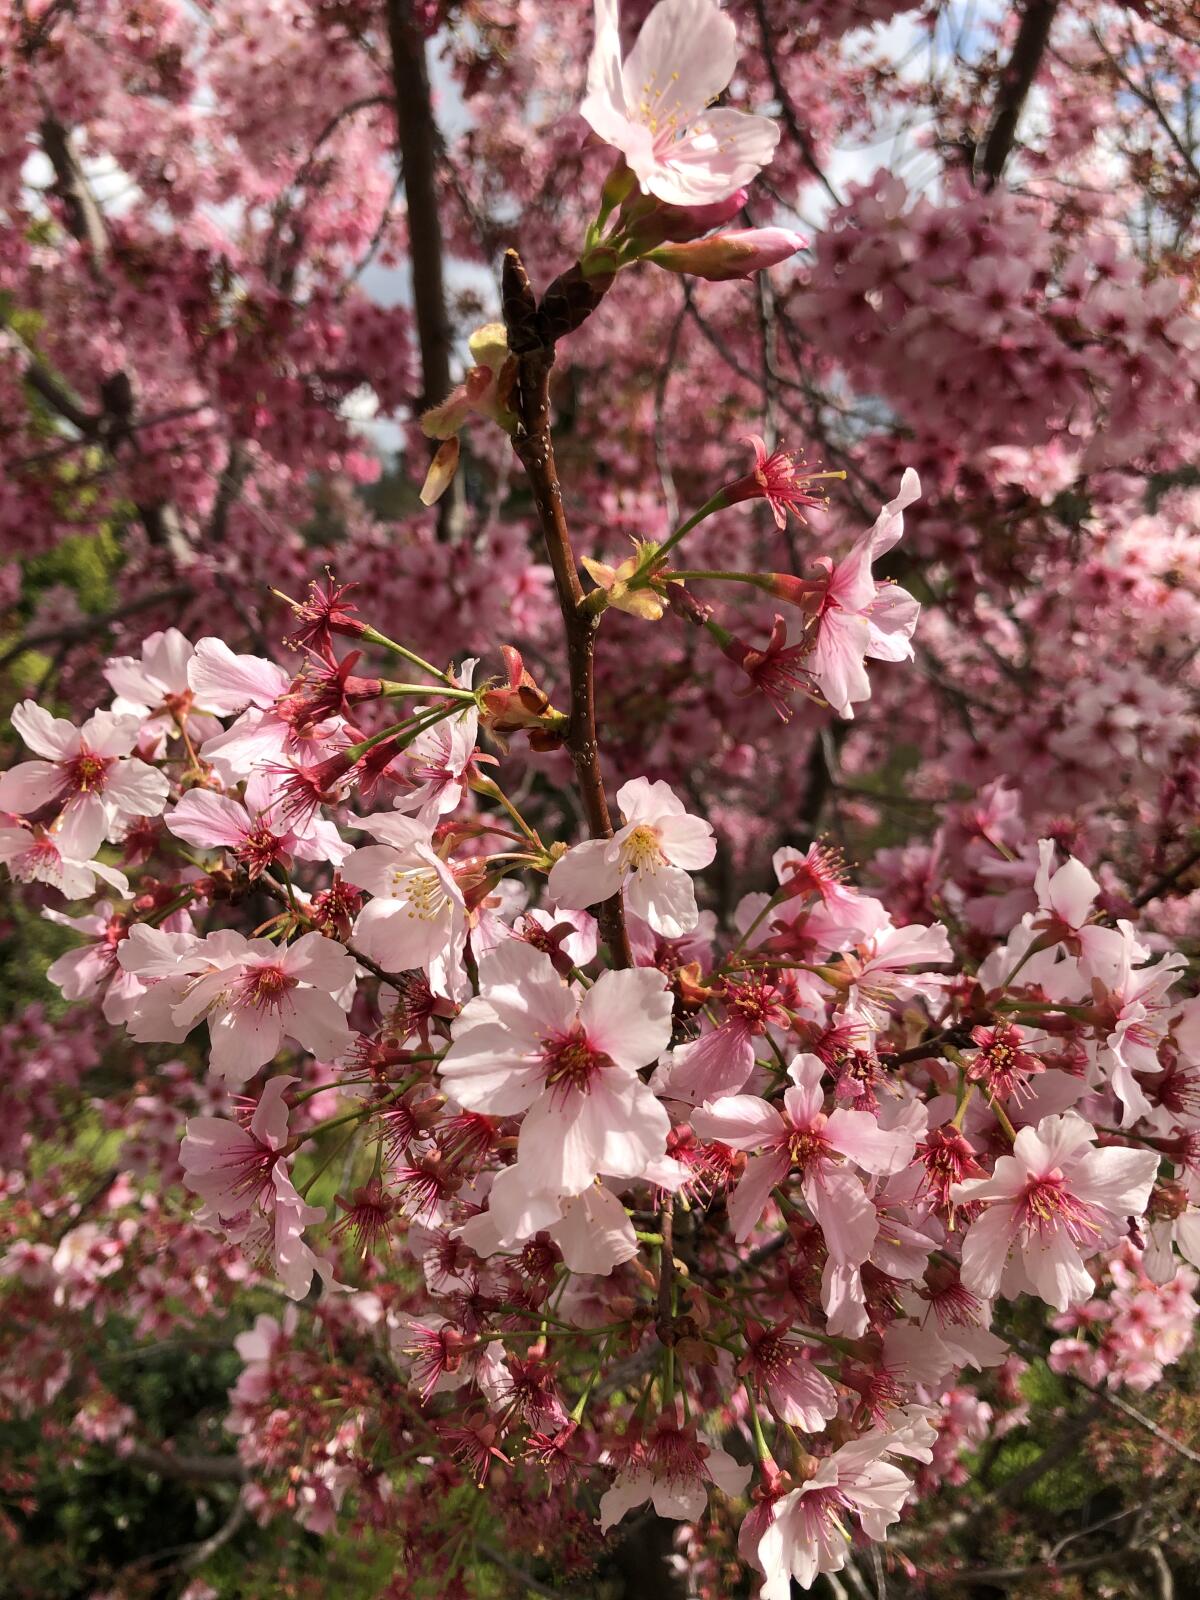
<box><xmin>0</xmin><ymin>703</ymin><xmax>169</xmax><ymax>847</ymax></box>
<box><xmin>691</xmin><ymin>1054</ymin><xmax>915</xmax><ymax>1253</ymax></box>
<box><xmin>120</xmin><ymin>928</ymin><xmax>355</xmax><ymax>1082</ymax></box>
<box><xmin>102</xmin><ymin>628</ymin><xmax>222</xmax><ymax>755</ymax></box>
<box><xmin>751</xmin><ymin>1436</ymin><xmax>914</xmax><ymax>1593</ymax></box>
<box><xmin>580</xmin><ymin>0</ymin><xmax>780</xmax><ymax>206</ymax></box>
<box><xmin>599</xmin><ymin>1417</ymin><xmax>751</xmax><ymax>1531</ymax></box>
<box><xmin>548</xmin><ymin>776</ymin><xmax>715</xmax><ymax>936</ymax></box>
<box><xmin>440</xmin><ymin>940</ymin><xmax>673</xmax><ymax>1196</ymax></box>
<box><xmin>341</xmin><ymin>813</ymin><xmax>467</xmax><ymax>985</ymax></box>
<box><xmin>952</xmin><ymin>1114</ymin><xmax>1160</xmax><ymax>1311</ymax></box>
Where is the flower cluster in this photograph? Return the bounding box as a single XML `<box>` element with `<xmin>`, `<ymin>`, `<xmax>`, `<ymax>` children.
<box><xmin>2</xmin><ymin>0</ymin><xmax>1199</xmax><ymax>1593</ymax></box>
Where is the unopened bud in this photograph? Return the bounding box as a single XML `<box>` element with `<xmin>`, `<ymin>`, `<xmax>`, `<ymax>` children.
<box><xmin>646</xmin><ymin>228</ymin><xmax>806</xmax><ymax>283</ymax></box>
<box><xmin>419</xmin><ymin>437</ymin><xmax>460</xmax><ymax>506</ymax></box>
<box><xmin>621</xmin><ymin>188</ymin><xmax>748</xmax><ymax>251</ymax></box>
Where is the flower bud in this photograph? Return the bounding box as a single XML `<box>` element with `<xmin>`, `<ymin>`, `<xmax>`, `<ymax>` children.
<box><xmin>419</xmin><ymin>437</ymin><xmax>460</xmax><ymax>506</ymax></box>
<box><xmin>646</xmin><ymin>228</ymin><xmax>806</xmax><ymax>282</ymax></box>
<box><xmin>621</xmin><ymin>188</ymin><xmax>748</xmax><ymax>251</ymax></box>
<box><xmin>479</xmin><ymin>645</ymin><xmax>568</xmax><ymax>748</ymax></box>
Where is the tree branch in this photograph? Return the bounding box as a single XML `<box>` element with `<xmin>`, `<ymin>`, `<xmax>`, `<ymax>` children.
<box><xmin>0</xmin><ymin>585</ymin><xmax>195</xmax><ymax>673</ymax></box>
<box><xmin>977</xmin><ymin>0</ymin><xmax>1060</xmax><ymax>187</ymax></box>
<box><xmin>1133</xmin><ymin>842</ymin><xmax>1200</xmax><ymax>908</ymax></box>
<box><xmin>750</xmin><ymin>0</ymin><xmax>842</xmax><ymax>207</ymax></box>
<box><xmin>501</xmin><ymin>248</ymin><xmax>632</xmax><ymax>968</ymax></box>
<box><xmin>125</xmin><ymin>1441</ymin><xmax>247</xmax><ymax>1484</ymax></box>
<box><xmin>39</xmin><ymin>115</ymin><xmax>110</xmax><ymax>276</ymax></box>
<box><xmin>384</xmin><ymin>0</ymin><xmax>452</xmax><ymax>417</ymax></box>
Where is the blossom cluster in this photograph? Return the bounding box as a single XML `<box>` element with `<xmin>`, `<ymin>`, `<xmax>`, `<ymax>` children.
<box><xmin>2</xmin><ymin>0</ymin><xmax>1199</xmax><ymax>1593</ymax></box>
<box><xmin>3</xmin><ymin>558</ymin><xmax>1196</xmax><ymax>1588</ymax></box>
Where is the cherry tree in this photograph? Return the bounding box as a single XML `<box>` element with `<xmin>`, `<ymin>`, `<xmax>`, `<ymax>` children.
<box><xmin>2</xmin><ymin>0</ymin><xmax>1199</xmax><ymax>1596</ymax></box>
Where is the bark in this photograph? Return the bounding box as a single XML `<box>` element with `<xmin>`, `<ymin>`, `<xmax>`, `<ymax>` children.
<box><xmin>384</xmin><ymin>0</ymin><xmax>453</xmax><ymax>417</ymax></box>
<box><xmin>978</xmin><ymin>0</ymin><xmax>1061</xmax><ymax>187</ymax></box>
<box><xmin>501</xmin><ymin>249</ymin><xmax>633</xmax><ymax>968</ymax></box>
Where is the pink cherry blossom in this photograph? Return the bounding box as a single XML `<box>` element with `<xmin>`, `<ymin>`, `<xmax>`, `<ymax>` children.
<box><xmin>390</xmin><ymin>660</ymin><xmax>479</xmax><ymax>822</ymax></box>
<box><xmin>0</xmin><ymin>702</ymin><xmax>169</xmax><ymax>848</ymax></box>
<box><xmin>181</xmin><ymin>1073</ymin><xmax>296</xmax><ymax>1215</ymax></box>
<box><xmin>121</xmin><ymin>927</ymin><xmax>355</xmax><ymax>1082</ymax></box>
<box><xmin>690</xmin><ymin>1054</ymin><xmax>915</xmax><ymax>1255</ymax></box>
<box><xmin>598</xmin><ymin>1417</ymin><xmax>751</xmax><ymax>1531</ymax></box>
<box><xmin>165</xmin><ymin>782</ymin><xmax>348</xmax><ymax>877</ymax></box>
<box><xmin>439</xmin><ymin>939</ymin><xmax>673</xmax><ymax>1196</ymax></box>
<box><xmin>838</xmin><ymin>919</ymin><xmax>953</xmax><ymax>1029</ymax></box>
<box><xmin>752</xmin><ymin>1435</ymin><xmax>914</xmax><ymax>1594</ymax></box>
<box><xmin>580</xmin><ymin>0</ymin><xmax>780</xmax><ymax>206</ymax></box>
<box><xmin>102</xmin><ymin>628</ymin><xmax>222</xmax><ymax>756</ymax></box>
<box><xmin>739</xmin><ymin>1320</ymin><xmax>840</xmax><ymax>1431</ymax></box>
<box><xmin>458</xmin><ymin>1167</ymin><xmax>640</xmax><ymax>1276</ymax></box>
<box><xmin>548</xmin><ymin>776</ymin><xmax>715</xmax><ymax>937</ymax></box>
<box><xmin>952</xmin><ymin>1114</ymin><xmax>1160</xmax><ymax>1311</ymax></box>
<box><xmin>0</xmin><ymin>810</ymin><xmax>130</xmax><ymax>900</ymax></box>
<box><xmin>341</xmin><ymin>813</ymin><xmax>467</xmax><ymax>986</ymax></box>
<box><xmin>807</xmin><ymin>469</ymin><xmax>921</xmax><ymax>719</ymax></box>
<box><xmin>44</xmin><ymin>900</ymin><xmax>145</xmax><ymax>1024</ymax></box>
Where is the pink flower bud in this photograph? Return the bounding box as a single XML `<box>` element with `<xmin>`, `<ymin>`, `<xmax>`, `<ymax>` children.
<box><xmin>621</xmin><ymin>189</ymin><xmax>749</xmax><ymax>250</ymax></box>
<box><xmin>646</xmin><ymin>228</ymin><xmax>806</xmax><ymax>282</ymax></box>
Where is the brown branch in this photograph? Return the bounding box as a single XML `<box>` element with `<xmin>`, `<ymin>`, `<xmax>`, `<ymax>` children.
<box><xmin>500</xmin><ymin>249</ymin><xmax>632</xmax><ymax>968</ymax></box>
<box><xmin>1000</xmin><ymin>1324</ymin><xmax>1200</xmax><ymax>1467</ymax></box>
<box><xmin>750</xmin><ymin>0</ymin><xmax>842</xmax><ymax>207</ymax></box>
<box><xmin>476</xmin><ymin>1541</ymin><xmax>589</xmax><ymax>1600</ymax></box>
<box><xmin>955</xmin><ymin>1399</ymin><xmax>1105</xmax><ymax>1537</ymax></box>
<box><xmin>977</xmin><ymin>0</ymin><xmax>1061</xmax><ymax>187</ymax></box>
<box><xmin>265</xmin><ymin>94</ymin><xmax>392</xmax><ymax>287</ymax></box>
<box><xmin>0</xmin><ymin>584</ymin><xmax>195</xmax><ymax>673</ymax></box>
<box><xmin>930</xmin><ymin>1540</ymin><xmax>1146</xmax><ymax>1587</ymax></box>
<box><xmin>1090</xmin><ymin>26</ymin><xmax>1200</xmax><ymax>188</ymax></box>
<box><xmin>384</xmin><ymin>0</ymin><xmax>452</xmax><ymax>417</ymax></box>
<box><xmin>40</xmin><ymin>115</ymin><xmax>109</xmax><ymax>276</ymax></box>
<box><xmin>125</xmin><ymin>1441</ymin><xmax>247</xmax><ymax>1484</ymax></box>
<box><xmin>1133</xmin><ymin>842</ymin><xmax>1200</xmax><ymax>908</ymax></box>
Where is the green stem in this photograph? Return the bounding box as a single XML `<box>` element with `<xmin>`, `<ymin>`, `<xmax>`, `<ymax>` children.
<box><xmin>380</xmin><ymin>681</ymin><xmax>477</xmax><ymax>703</ymax></box>
<box><xmin>471</xmin><ymin>775</ymin><xmax>543</xmax><ymax>847</ymax></box>
<box><xmin>298</xmin><ymin>1128</ymin><xmax>359</xmax><ymax>1198</ymax></box>
<box><xmin>358</xmin><ymin>623</ymin><xmax>451</xmax><ymax>684</ymax></box>
<box><xmin>665</xmin><ymin>568</ymin><xmax>770</xmax><ymax>587</ymax></box>
<box><xmin>744</xmin><ymin>1381</ymin><xmax>772</xmax><ymax>1465</ymax></box>
<box><xmin>344</xmin><ymin>699</ymin><xmax>464</xmax><ymax>761</ymax></box>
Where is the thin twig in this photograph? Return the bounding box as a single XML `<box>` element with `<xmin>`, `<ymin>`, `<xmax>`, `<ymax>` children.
<box><xmin>501</xmin><ymin>248</ymin><xmax>632</xmax><ymax>968</ymax></box>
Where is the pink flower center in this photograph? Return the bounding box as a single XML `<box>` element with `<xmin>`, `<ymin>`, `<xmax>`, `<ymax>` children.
<box><xmin>62</xmin><ymin>746</ymin><xmax>112</xmax><ymax>795</ymax></box>
<box><xmin>237</xmin><ymin>964</ymin><xmax>297</xmax><ymax>1011</ymax></box>
<box><xmin>648</xmin><ymin>1424</ymin><xmax>708</xmax><ymax>1484</ymax></box>
<box><xmin>786</xmin><ymin>1121</ymin><xmax>832</xmax><ymax>1173</ymax></box>
<box><xmin>782</xmin><ymin>844</ymin><xmax>846</xmax><ymax>901</ymax></box>
<box><xmin>213</xmin><ymin>1131</ymin><xmax>277</xmax><ymax>1211</ymax></box>
<box><xmin>542</xmin><ymin>1029</ymin><xmax>606</xmax><ymax>1093</ymax></box>
<box><xmin>235</xmin><ymin>824</ymin><xmax>285</xmax><ymax>877</ymax></box>
<box><xmin>795</xmin><ymin>1483</ymin><xmax>852</xmax><ymax>1541</ymax></box>
<box><xmin>1015</xmin><ymin>1168</ymin><xmax>1100</xmax><ymax>1244</ymax></box>
<box><xmin>748</xmin><ymin>1332</ymin><xmax>791</xmax><ymax>1379</ymax></box>
<box><xmin>12</xmin><ymin>836</ymin><xmax>61</xmax><ymax>881</ymax></box>
<box><xmin>725</xmin><ymin>976</ymin><xmax>785</xmax><ymax>1033</ymax></box>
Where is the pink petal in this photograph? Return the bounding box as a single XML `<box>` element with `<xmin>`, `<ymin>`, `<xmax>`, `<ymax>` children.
<box><xmin>0</xmin><ymin>761</ymin><xmax>61</xmax><ymax>814</ymax></box>
<box><xmin>10</xmin><ymin>700</ymin><xmax>78</xmax><ymax>759</ymax></box>
<box><xmin>547</xmin><ymin>836</ymin><xmax>622</xmax><ymax>910</ymax></box>
<box><xmin>580</xmin><ymin>967</ymin><xmax>674</xmax><ymax>1070</ymax></box>
<box><xmin>166</xmin><ymin>791</ymin><xmax>251</xmax><ymax>849</ymax></box>
<box><xmin>691</xmin><ymin>1094</ymin><xmax>786</xmax><ymax>1151</ymax></box>
<box><xmin>726</xmin><ymin>1150</ymin><xmax>789</xmax><ymax>1241</ymax></box>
